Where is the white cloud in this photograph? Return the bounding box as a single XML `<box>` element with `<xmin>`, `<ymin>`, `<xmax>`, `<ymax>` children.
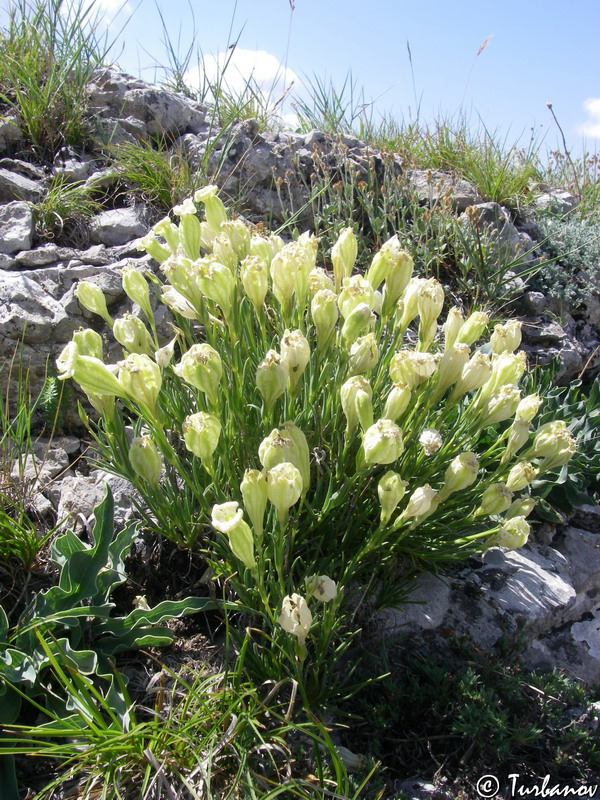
<box><xmin>60</xmin><ymin>0</ymin><xmax>132</xmax><ymax>27</ymax></box>
<box><xmin>185</xmin><ymin>48</ymin><xmax>299</xmax><ymax>124</ymax></box>
<box><xmin>580</xmin><ymin>97</ymin><xmax>600</xmax><ymax>138</ymax></box>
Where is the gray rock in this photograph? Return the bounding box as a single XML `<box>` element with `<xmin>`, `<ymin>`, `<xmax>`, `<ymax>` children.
<box><xmin>90</xmin><ymin>469</ymin><xmax>141</xmax><ymax>528</ymax></box>
<box><xmin>394</xmin><ymin>779</ymin><xmax>453</xmax><ymax>800</ymax></box>
<box><xmin>522</xmin><ymin>319</ymin><xmax>566</xmax><ymax>345</ymax></box>
<box><xmin>0</xmin><ymin>116</ymin><xmax>23</xmax><ymax>152</ymax></box>
<box><xmin>15</xmin><ymin>244</ymin><xmax>62</xmax><ymax>268</ymax></box>
<box><xmin>54</xmin><ymin>474</ymin><xmax>105</xmax><ymax>527</ymax></box>
<box><xmin>0</xmin><ymin>253</ymin><xmax>17</xmax><ymax>270</ymax></box>
<box><xmin>0</xmin><ymin>271</ymin><xmax>79</xmax><ymax>344</ymax></box>
<box><xmin>533</xmin><ymin>189</ymin><xmax>578</xmax><ymax>215</ymax></box>
<box><xmin>570</xmin><ymin>505</ymin><xmax>600</xmax><ymax>533</ymax></box>
<box><xmin>53</xmin><ymin>147</ymin><xmax>96</xmax><ymax>183</ymax></box>
<box><xmin>11</xmin><ymin>445</ymin><xmax>70</xmax><ymax>487</ymax></box>
<box><xmin>408</xmin><ymin>169</ymin><xmax>482</xmax><ymax>212</ymax></box>
<box><xmin>522</xmin><ymin>291</ymin><xmax>547</xmax><ymax>314</ymax></box>
<box><xmin>120</xmin><ymin>85</ymin><xmax>206</xmax><ymax>138</ymax></box>
<box><xmin>90</xmin><ymin>207</ymin><xmax>148</xmax><ymax>246</ymax></box>
<box><xmin>0</xmin><ymin>158</ymin><xmax>46</xmax><ymax>181</ymax></box>
<box><xmin>0</xmin><ymin>167</ymin><xmax>44</xmax><ymax>202</ymax></box>
<box><xmin>0</xmin><ymin>201</ymin><xmax>34</xmax><ymax>254</ymax></box>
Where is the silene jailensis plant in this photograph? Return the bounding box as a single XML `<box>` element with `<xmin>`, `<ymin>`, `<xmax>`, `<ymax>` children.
<box><xmin>58</xmin><ymin>186</ymin><xmax>576</xmax><ymax>702</ymax></box>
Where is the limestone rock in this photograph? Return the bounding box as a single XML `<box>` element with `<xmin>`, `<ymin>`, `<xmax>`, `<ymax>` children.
<box><xmin>0</xmin><ymin>201</ymin><xmax>34</xmax><ymax>254</ymax></box>
<box><xmin>90</xmin><ymin>207</ymin><xmax>148</xmax><ymax>246</ymax></box>
<box><xmin>0</xmin><ymin>167</ymin><xmax>44</xmax><ymax>202</ymax></box>
<box><xmin>533</xmin><ymin>188</ymin><xmax>578</xmax><ymax>215</ymax></box>
<box><xmin>408</xmin><ymin>169</ymin><xmax>482</xmax><ymax>212</ymax></box>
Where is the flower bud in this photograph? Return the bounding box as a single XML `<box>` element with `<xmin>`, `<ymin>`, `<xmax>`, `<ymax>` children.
<box><xmin>160</xmin><ymin>286</ymin><xmax>196</xmax><ymax>322</ymax></box>
<box><xmin>490</xmin><ymin>320</ymin><xmax>522</xmax><ymax>354</ymax></box>
<box><xmin>338</xmin><ymin>275</ymin><xmax>375</xmax><ymax>320</ymax></box>
<box><xmin>506</xmin><ymin>461</ymin><xmax>538</xmax><ymax>491</ymax></box>
<box><xmin>174</xmin><ymin>343</ymin><xmax>222</xmax><ymax>405</ymax></box>
<box><xmin>129</xmin><ymin>436</ymin><xmax>162</xmax><ymax>485</ymax></box>
<box><xmin>348</xmin><ymin>333</ymin><xmax>378</xmax><ymax>375</ymax></box>
<box><xmin>516</xmin><ymin>394</ymin><xmax>542</xmax><ymax>424</ymax></box>
<box><xmin>311</xmin><ymin>289</ymin><xmax>339</xmax><ymax>351</ymax></box>
<box><xmin>278</xmin><ymin>593</ymin><xmax>312</xmax><ymax>645</ymax></box>
<box><xmin>221</xmin><ymin>219</ymin><xmax>251</xmax><ymax>260</ymax></box>
<box><xmin>389</xmin><ymin>350</ymin><xmax>437</xmax><ymax>388</ymax></box>
<box><xmin>212</xmin><ymin>233</ymin><xmax>238</xmax><ymax>272</ymax></box>
<box><xmin>309</xmin><ymin>267</ymin><xmax>334</xmax><ymax>295</ymax></box>
<box><xmin>281</xmin><ymin>329</ymin><xmax>310</xmax><ymax>391</ymax></box>
<box><xmin>532</xmin><ymin>421</ymin><xmax>577</xmax><ymax>473</ymax></box>
<box><xmin>439</xmin><ymin>452</ymin><xmax>479</xmax><ymax>500</ymax></box>
<box><xmin>479</xmin><ymin>384</ymin><xmax>521</xmax><ymax>427</ymax></box>
<box><xmin>113</xmin><ymin>314</ymin><xmax>155</xmax><ymax>355</ymax></box>
<box><xmin>417</xmin><ymin>278</ymin><xmax>444</xmax><ymax>341</ymax></box>
<box><xmin>502</xmin><ymin>419</ymin><xmax>531</xmax><ymax>463</ymax></box>
<box><xmin>122</xmin><ymin>265</ymin><xmax>153</xmax><ymax>323</ymax></box>
<box><xmin>366</xmin><ymin>250</ymin><xmax>391</xmax><ymax>290</ymax></box>
<box><xmin>341</xmin><ymin>376</ymin><xmax>373</xmax><ymax>435</ymax></box>
<box><xmin>293</xmin><ymin>232</ymin><xmax>319</xmax><ymax>307</ymax></box>
<box><xmin>419</xmin><ymin>428</ymin><xmax>443</xmax><ymax>456</ymax></box>
<box><xmin>474</xmin><ymin>483</ymin><xmax>513</xmax><ymax>517</ymax></box>
<box><xmin>194</xmin><ymin>185</ymin><xmax>228</xmax><ymax>234</ymax></box>
<box><xmin>434</xmin><ymin>343</ymin><xmax>470</xmax><ymax>398</ymax></box>
<box><xmin>183</xmin><ymin>411</ymin><xmax>221</xmax><ymax>465</ymax></box>
<box><xmin>153</xmin><ymin>217</ymin><xmax>180</xmax><ymax>252</ymax></box>
<box><xmin>173</xmin><ymin>199</ymin><xmax>202</xmax><ymax>260</ymax></box>
<box><xmin>332</xmin><ymin>227</ymin><xmax>357</xmax><ymax>291</ymax></box>
<box><xmin>211</xmin><ymin>501</ymin><xmax>255</xmax><ymax>571</ymax></box>
<box><xmin>378</xmin><ymin>470</ymin><xmax>407</xmax><ymax>525</ymax></box>
<box><xmin>505</xmin><ymin>497</ymin><xmax>536</xmax><ymax>519</ymax></box>
<box><xmin>395</xmin><ymin>276</ymin><xmax>427</xmax><ymax>330</ymax></box>
<box><xmin>455</xmin><ymin>311</ymin><xmax>489</xmax><ymax>346</ymax></box>
<box><xmin>306</xmin><ymin>575</ymin><xmax>338</xmax><ymax>603</ymax></box>
<box><xmin>240</xmin><ymin>255</ymin><xmax>269</xmax><ymax>312</ymax></box>
<box><xmin>138</xmin><ymin>232</ymin><xmax>171</xmax><ymax>263</ymax></box>
<box><xmin>486</xmin><ymin>351</ymin><xmax>528</xmax><ymax>397</ymax></box>
<box><xmin>381</xmin><ymin>240</ymin><xmax>414</xmax><ymax>315</ymax></box>
<box><xmin>450</xmin><ymin>352</ymin><xmax>492</xmax><ymax>399</ymax></box>
<box><xmin>241</xmin><ymin>469</ymin><xmax>268</xmax><ymax>539</ymax></box>
<box><xmin>400</xmin><ymin>484</ymin><xmax>438</xmax><ymax>521</ymax></box>
<box><xmin>282</xmin><ymin>421</ymin><xmax>311</xmax><ymax>494</ymax></box>
<box><xmin>256</xmin><ymin>350</ymin><xmax>287</xmax><ymax>411</ymax></box>
<box><xmin>341</xmin><ymin>302</ymin><xmax>373</xmax><ymax>344</ymax></box>
<box><xmin>197</xmin><ymin>259</ymin><xmax>236</xmax><ymax>318</ymax></box>
<box><xmin>363</xmin><ymin>419</ymin><xmax>404</xmax><ymax>465</ymax></box>
<box><xmin>72</xmin><ymin>328</ymin><xmax>103</xmax><ymax>360</ymax></box>
<box><xmin>383</xmin><ymin>382</ymin><xmax>411</xmax><ymax>421</ymax></box>
<box><xmin>199</xmin><ymin>221</ymin><xmax>216</xmax><ymax>251</ymax></box>
<box><xmin>118</xmin><ymin>353</ymin><xmax>162</xmax><ymax>418</ymax></box>
<box><xmin>75</xmin><ymin>281</ymin><xmax>113</xmax><ymax>327</ymax></box>
<box><xmin>154</xmin><ymin>336</ymin><xmax>177</xmax><ymax>367</ymax></box>
<box><xmin>270</xmin><ymin>246</ymin><xmax>297</xmax><ymax>311</ymax></box>
<box><xmin>58</xmin><ymin>343</ymin><xmax>127</xmax><ymax>399</ymax></box>
<box><xmin>259</xmin><ymin>426</ymin><xmax>309</xmax><ymax>492</ymax></box>
<box><xmin>443</xmin><ymin>307</ymin><xmax>464</xmax><ymax>351</ymax></box>
<box><xmin>249</xmin><ymin>234</ymin><xmax>273</xmax><ymax>266</ymax></box>
<box><xmin>267</xmin><ymin>461</ymin><xmax>303</xmax><ymax>527</ymax></box>
<box><xmin>487</xmin><ymin>516</ymin><xmax>530</xmax><ymax>549</ymax></box>
<box><xmin>161</xmin><ymin>256</ymin><xmax>202</xmax><ymax>311</ymax></box>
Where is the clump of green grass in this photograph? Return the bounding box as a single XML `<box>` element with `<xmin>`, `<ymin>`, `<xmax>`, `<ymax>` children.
<box><xmin>109</xmin><ymin>137</ymin><xmax>205</xmax><ymax>213</ymax></box>
<box><xmin>0</xmin><ymin>0</ymin><xmax>114</xmax><ymax>157</ymax></box>
<box><xmin>32</xmin><ymin>174</ymin><xmax>103</xmax><ymax>242</ymax></box>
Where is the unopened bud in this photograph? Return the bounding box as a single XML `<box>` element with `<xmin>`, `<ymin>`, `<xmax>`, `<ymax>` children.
<box><xmin>378</xmin><ymin>470</ymin><xmax>408</xmax><ymax>525</ymax></box>
<box><xmin>341</xmin><ymin>376</ymin><xmax>373</xmax><ymax>435</ymax></box>
<box><xmin>194</xmin><ymin>185</ymin><xmax>228</xmax><ymax>234</ymax></box>
<box><xmin>474</xmin><ymin>483</ymin><xmax>513</xmax><ymax>517</ymax></box>
<box><xmin>490</xmin><ymin>320</ymin><xmax>522</xmax><ymax>354</ymax></box>
<box><xmin>129</xmin><ymin>436</ymin><xmax>162</xmax><ymax>485</ymax></box>
<box><xmin>75</xmin><ymin>281</ymin><xmax>113</xmax><ymax>327</ymax></box>
<box><xmin>240</xmin><ymin>255</ymin><xmax>269</xmax><ymax>312</ymax></box>
<box><xmin>348</xmin><ymin>332</ymin><xmax>378</xmax><ymax>375</ymax></box>
<box><xmin>113</xmin><ymin>314</ymin><xmax>155</xmax><ymax>355</ymax></box>
<box><xmin>363</xmin><ymin>419</ymin><xmax>404</xmax><ymax>465</ymax></box>
<box><xmin>183</xmin><ymin>411</ymin><xmax>221</xmax><ymax>464</ymax></box>
<box><xmin>256</xmin><ymin>350</ymin><xmax>287</xmax><ymax>411</ymax></box>
<box><xmin>241</xmin><ymin>469</ymin><xmax>268</xmax><ymax>539</ymax></box>
<box><xmin>332</xmin><ymin>227</ymin><xmax>357</xmax><ymax>291</ymax></box>
<box><xmin>281</xmin><ymin>329</ymin><xmax>310</xmax><ymax>391</ymax></box>
<box><xmin>174</xmin><ymin>343</ymin><xmax>222</xmax><ymax>405</ymax></box>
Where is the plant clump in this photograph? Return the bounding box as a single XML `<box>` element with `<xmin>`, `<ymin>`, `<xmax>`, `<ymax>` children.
<box><xmin>58</xmin><ymin>185</ymin><xmax>576</xmax><ymax>702</ymax></box>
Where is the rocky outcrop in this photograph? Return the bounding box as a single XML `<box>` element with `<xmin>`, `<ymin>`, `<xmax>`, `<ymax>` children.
<box><xmin>376</xmin><ymin>521</ymin><xmax>600</xmax><ymax>684</ymax></box>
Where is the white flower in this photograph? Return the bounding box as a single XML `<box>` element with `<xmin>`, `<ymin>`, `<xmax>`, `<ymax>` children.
<box><xmin>278</xmin><ymin>593</ymin><xmax>312</xmax><ymax>644</ymax></box>
<box><xmin>306</xmin><ymin>575</ymin><xmax>338</xmax><ymax>603</ymax></box>
<box><xmin>211</xmin><ymin>501</ymin><xmax>243</xmax><ymax>534</ymax></box>
<box><xmin>419</xmin><ymin>428</ymin><xmax>442</xmax><ymax>456</ymax></box>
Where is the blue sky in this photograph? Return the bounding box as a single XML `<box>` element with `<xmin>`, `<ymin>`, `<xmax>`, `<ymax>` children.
<box><xmin>4</xmin><ymin>0</ymin><xmax>600</xmax><ymax>155</ymax></box>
